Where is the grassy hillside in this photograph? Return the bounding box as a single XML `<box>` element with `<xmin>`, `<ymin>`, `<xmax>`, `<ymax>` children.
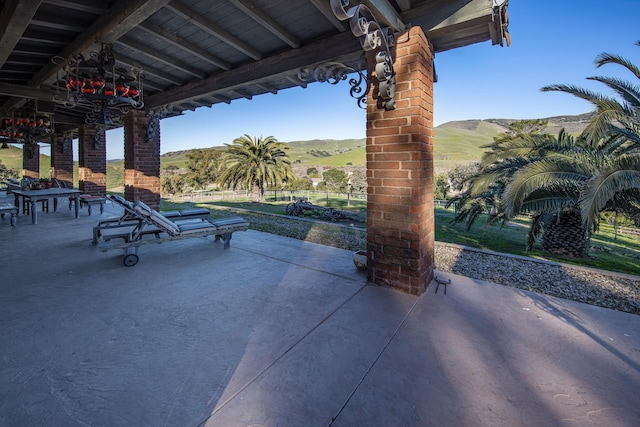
<box><xmin>0</xmin><ymin>114</ymin><xmax>592</xmax><ymax>190</ymax></box>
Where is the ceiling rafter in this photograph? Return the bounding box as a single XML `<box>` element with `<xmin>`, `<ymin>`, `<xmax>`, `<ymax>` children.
<box><xmin>228</xmin><ymin>0</ymin><xmax>300</xmax><ymax>48</ymax></box>
<box><xmin>254</xmin><ymin>82</ymin><xmax>278</xmax><ymax>95</ymax></box>
<box><xmin>2</xmin><ymin>0</ymin><xmax>172</xmax><ymax>112</ymax></box>
<box><xmin>0</xmin><ymin>0</ymin><xmax>43</xmax><ymax>67</ymax></box>
<box><xmin>362</xmin><ymin>0</ymin><xmax>406</xmax><ymax>31</ymax></box>
<box><xmin>137</xmin><ymin>22</ymin><xmax>231</xmax><ymax>71</ymax></box>
<box><xmin>116</xmin><ymin>38</ymin><xmax>207</xmax><ymax>79</ymax></box>
<box><xmin>18</xmin><ymin>29</ymin><xmax>72</xmax><ymax>45</ymax></box>
<box><xmin>285</xmin><ymin>75</ymin><xmax>307</xmax><ymax>89</ymax></box>
<box><xmin>42</xmin><ymin>0</ymin><xmax>109</xmax><ymax>15</ymax></box>
<box><xmin>31</xmin><ymin>11</ymin><xmax>88</xmax><ymax>32</ymax></box>
<box><xmin>11</xmin><ymin>45</ymin><xmax>54</xmax><ymax>57</ymax></box>
<box><xmin>115</xmin><ymin>54</ymin><xmax>183</xmax><ymax>86</ymax></box>
<box><xmin>146</xmin><ymin>31</ymin><xmax>361</xmax><ymax>108</ymax></box>
<box><xmin>165</xmin><ymin>0</ymin><xmax>263</xmax><ymax>61</ymax></box>
<box><xmin>228</xmin><ymin>89</ymin><xmax>253</xmax><ymax>100</ymax></box>
<box><xmin>307</xmin><ymin>0</ymin><xmax>348</xmax><ymax>32</ymax></box>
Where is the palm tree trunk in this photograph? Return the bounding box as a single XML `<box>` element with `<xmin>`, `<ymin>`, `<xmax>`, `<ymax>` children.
<box><xmin>252</xmin><ymin>183</ymin><xmax>263</xmax><ymax>202</ymax></box>
<box><xmin>541</xmin><ymin>209</ymin><xmax>588</xmax><ymax>257</ymax></box>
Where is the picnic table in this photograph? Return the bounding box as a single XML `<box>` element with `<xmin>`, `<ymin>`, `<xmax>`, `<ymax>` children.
<box><xmin>11</xmin><ymin>188</ymin><xmax>82</xmax><ymax>224</ymax></box>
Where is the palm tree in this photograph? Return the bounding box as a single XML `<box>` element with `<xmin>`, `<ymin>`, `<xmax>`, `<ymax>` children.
<box><xmin>450</xmin><ymin>42</ymin><xmax>640</xmax><ymax>256</ymax></box>
<box><xmin>218</xmin><ymin>135</ymin><xmax>295</xmax><ymax>202</ymax></box>
<box><xmin>541</xmin><ymin>41</ymin><xmax>640</xmax><ymax>230</ymax></box>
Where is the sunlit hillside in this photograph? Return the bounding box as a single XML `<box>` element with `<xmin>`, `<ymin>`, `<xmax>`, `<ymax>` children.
<box><xmin>0</xmin><ymin>114</ymin><xmax>591</xmax><ymax>191</ymax></box>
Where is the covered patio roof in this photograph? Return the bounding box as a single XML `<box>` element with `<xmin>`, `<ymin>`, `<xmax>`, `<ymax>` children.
<box><xmin>0</xmin><ymin>0</ymin><xmax>509</xmax><ymax>138</ymax></box>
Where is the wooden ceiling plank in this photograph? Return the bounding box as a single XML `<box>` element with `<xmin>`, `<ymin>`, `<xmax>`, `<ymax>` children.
<box><xmin>19</xmin><ymin>29</ymin><xmax>73</xmax><ymax>44</ymax></box>
<box><xmin>255</xmin><ymin>82</ymin><xmax>278</xmax><ymax>95</ymax></box>
<box><xmin>395</xmin><ymin>0</ymin><xmax>412</xmax><ymax>12</ymax></box>
<box><xmin>307</xmin><ymin>0</ymin><xmax>348</xmax><ymax>32</ymax></box>
<box><xmin>11</xmin><ymin>45</ymin><xmax>56</xmax><ymax>56</ymax></box>
<box><xmin>31</xmin><ymin>11</ymin><xmax>88</xmax><ymax>32</ymax></box>
<box><xmin>42</xmin><ymin>0</ymin><xmax>108</xmax><ymax>15</ymax></box>
<box><xmin>2</xmin><ymin>0</ymin><xmax>172</xmax><ymax>111</ymax></box>
<box><xmin>166</xmin><ymin>0</ymin><xmax>263</xmax><ymax>61</ymax></box>
<box><xmin>146</xmin><ymin>30</ymin><xmax>361</xmax><ymax>108</ymax></box>
<box><xmin>138</xmin><ymin>21</ymin><xmax>231</xmax><ymax>70</ymax></box>
<box><xmin>0</xmin><ymin>82</ymin><xmax>56</xmax><ymax>101</ymax></box>
<box><xmin>229</xmin><ymin>0</ymin><xmax>300</xmax><ymax>48</ymax></box>
<box><xmin>286</xmin><ymin>75</ymin><xmax>307</xmax><ymax>89</ymax></box>
<box><xmin>116</xmin><ymin>54</ymin><xmax>183</xmax><ymax>86</ymax></box>
<box><xmin>362</xmin><ymin>0</ymin><xmax>407</xmax><ymax>31</ymax></box>
<box><xmin>0</xmin><ymin>0</ymin><xmax>44</xmax><ymax>67</ymax></box>
<box><xmin>117</xmin><ymin>38</ymin><xmax>207</xmax><ymax>79</ymax></box>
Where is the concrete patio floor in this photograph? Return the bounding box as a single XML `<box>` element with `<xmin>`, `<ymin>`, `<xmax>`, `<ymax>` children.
<box><xmin>1</xmin><ymin>198</ymin><xmax>639</xmax><ymax>426</ymax></box>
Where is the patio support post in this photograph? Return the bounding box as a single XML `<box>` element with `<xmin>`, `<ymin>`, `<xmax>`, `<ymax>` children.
<box><xmin>366</xmin><ymin>26</ymin><xmax>435</xmax><ymax>295</ymax></box>
<box><xmin>78</xmin><ymin>125</ymin><xmax>107</xmax><ymax>196</ymax></box>
<box><xmin>22</xmin><ymin>143</ymin><xmax>40</xmax><ymax>178</ymax></box>
<box><xmin>123</xmin><ymin>110</ymin><xmax>160</xmax><ymax>210</ymax></box>
<box><xmin>50</xmin><ymin>134</ymin><xmax>74</xmax><ymax>187</ymax></box>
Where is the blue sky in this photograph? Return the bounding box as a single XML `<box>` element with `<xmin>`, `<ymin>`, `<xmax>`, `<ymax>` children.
<box><xmin>103</xmin><ymin>0</ymin><xmax>640</xmax><ymax>159</ymax></box>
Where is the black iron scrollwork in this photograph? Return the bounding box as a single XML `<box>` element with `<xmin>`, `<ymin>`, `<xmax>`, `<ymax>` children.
<box><xmin>146</xmin><ymin>114</ymin><xmax>159</xmax><ymax>143</ymax></box>
<box><xmin>93</xmin><ymin>128</ymin><xmax>101</xmax><ymax>149</ymax></box>
<box><xmin>329</xmin><ymin>0</ymin><xmax>397</xmax><ymax>110</ymax></box>
<box><xmin>298</xmin><ymin>61</ymin><xmax>368</xmax><ymax>109</ymax></box>
<box><xmin>60</xmin><ymin>135</ymin><xmax>71</xmax><ymax>153</ymax></box>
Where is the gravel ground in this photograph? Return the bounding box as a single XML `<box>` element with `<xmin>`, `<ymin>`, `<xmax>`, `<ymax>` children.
<box><xmin>209</xmin><ymin>208</ymin><xmax>640</xmax><ymax>316</ymax></box>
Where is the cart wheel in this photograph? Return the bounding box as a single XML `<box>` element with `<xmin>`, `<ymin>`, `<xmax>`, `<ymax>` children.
<box><xmin>123</xmin><ymin>254</ymin><xmax>139</xmax><ymax>267</ymax></box>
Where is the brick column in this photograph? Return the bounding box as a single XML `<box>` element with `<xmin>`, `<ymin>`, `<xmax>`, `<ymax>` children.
<box><xmin>22</xmin><ymin>142</ymin><xmax>40</xmax><ymax>178</ymax></box>
<box><xmin>50</xmin><ymin>134</ymin><xmax>74</xmax><ymax>187</ymax></box>
<box><xmin>78</xmin><ymin>125</ymin><xmax>107</xmax><ymax>196</ymax></box>
<box><xmin>124</xmin><ymin>110</ymin><xmax>160</xmax><ymax>210</ymax></box>
<box><xmin>366</xmin><ymin>26</ymin><xmax>435</xmax><ymax>295</ymax></box>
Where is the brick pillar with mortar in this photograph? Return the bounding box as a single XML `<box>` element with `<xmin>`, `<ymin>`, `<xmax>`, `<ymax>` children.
<box><xmin>50</xmin><ymin>134</ymin><xmax>74</xmax><ymax>187</ymax></box>
<box><xmin>22</xmin><ymin>143</ymin><xmax>40</xmax><ymax>178</ymax></box>
<box><xmin>78</xmin><ymin>125</ymin><xmax>107</xmax><ymax>196</ymax></box>
<box><xmin>123</xmin><ymin>110</ymin><xmax>160</xmax><ymax>210</ymax></box>
<box><xmin>366</xmin><ymin>26</ymin><xmax>435</xmax><ymax>296</ymax></box>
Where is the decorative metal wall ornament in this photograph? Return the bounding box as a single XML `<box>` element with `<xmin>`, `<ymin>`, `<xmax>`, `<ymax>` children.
<box><xmin>93</xmin><ymin>127</ymin><xmax>102</xmax><ymax>149</ymax></box>
<box><xmin>52</xmin><ymin>43</ymin><xmax>144</xmax><ymax>126</ymax></box>
<box><xmin>60</xmin><ymin>135</ymin><xmax>71</xmax><ymax>154</ymax></box>
<box><xmin>298</xmin><ymin>61</ymin><xmax>368</xmax><ymax>108</ymax></box>
<box><xmin>146</xmin><ymin>114</ymin><xmax>159</xmax><ymax>143</ymax></box>
<box><xmin>323</xmin><ymin>0</ymin><xmax>397</xmax><ymax>110</ymax></box>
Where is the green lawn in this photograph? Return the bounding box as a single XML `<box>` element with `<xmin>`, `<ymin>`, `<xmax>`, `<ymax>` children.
<box><xmin>160</xmin><ymin>196</ymin><xmax>640</xmax><ymax>276</ymax></box>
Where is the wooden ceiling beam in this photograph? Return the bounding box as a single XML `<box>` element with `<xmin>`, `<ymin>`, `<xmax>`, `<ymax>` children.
<box><xmin>0</xmin><ymin>0</ymin><xmax>43</xmax><ymax>67</ymax></box>
<box><xmin>307</xmin><ymin>0</ymin><xmax>348</xmax><ymax>32</ymax></box>
<box><xmin>166</xmin><ymin>0</ymin><xmax>263</xmax><ymax>61</ymax></box>
<box><xmin>42</xmin><ymin>0</ymin><xmax>108</xmax><ymax>15</ymax></box>
<box><xmin>117</xmin><ymin>38</ymin><xmax>207</xmax><ymax>80</ymax></box>
<box><xmin>229</xmin><ymin>0</ymin><xmax>300</xmax><ymax>48</ymax></box>
<box><xmin>0</xmin><ymin>82</ymin><xmax>56</xmax><ymax>102</ymax></box>
<box><xmin>115</xmin><ymin>55</ymin><xmax>183</xmax><ymax>86</ymax></box>
<box><xmin>362</xmin><ymin>0</ymin><xmax>407</xmax><ymax>31</ymax></box>
<box><xmin>286</xmin><ymin>75</ymin><xmax>307</xmax><ymax>89</ymax></box>
<box><xmin>31</xmin><ymin>11</ymin><xmax>87</xmax><ymax>32</ymax></box>
<box><xmin>137</xmin><ymin>22</ymin><xmax>231</xmax><ymax>70</ymax></box>
<box><xmin>19</xmin><ymin>29</ymin><xmax>73</xmax><ymax>45</ymax></box>
<box><xmin>2</xmin><ymin>0</ymin><xmax>171</xmax><ymax>111</ymax></box>
<box><xmin>146</xmin><ymin>30</ymin><xmax>361</xmax><ymax>108</ymax></box>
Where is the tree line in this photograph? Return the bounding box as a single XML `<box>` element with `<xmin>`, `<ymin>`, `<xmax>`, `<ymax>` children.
<box><xmin>160</xmin><ymin>134</ymin><xmax>367</xmax><ymax>201</ymax></box>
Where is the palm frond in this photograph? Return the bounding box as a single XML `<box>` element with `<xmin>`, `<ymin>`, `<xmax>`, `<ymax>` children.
<box><xmin>580</xmin><ymin>154</ymin><xmax>640</xmax><ymax>228</ymax></box>
<box><xmin>594</xmin><ymin>52</ymin><xmax>640</xmax><ymax>81</ymax></box>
